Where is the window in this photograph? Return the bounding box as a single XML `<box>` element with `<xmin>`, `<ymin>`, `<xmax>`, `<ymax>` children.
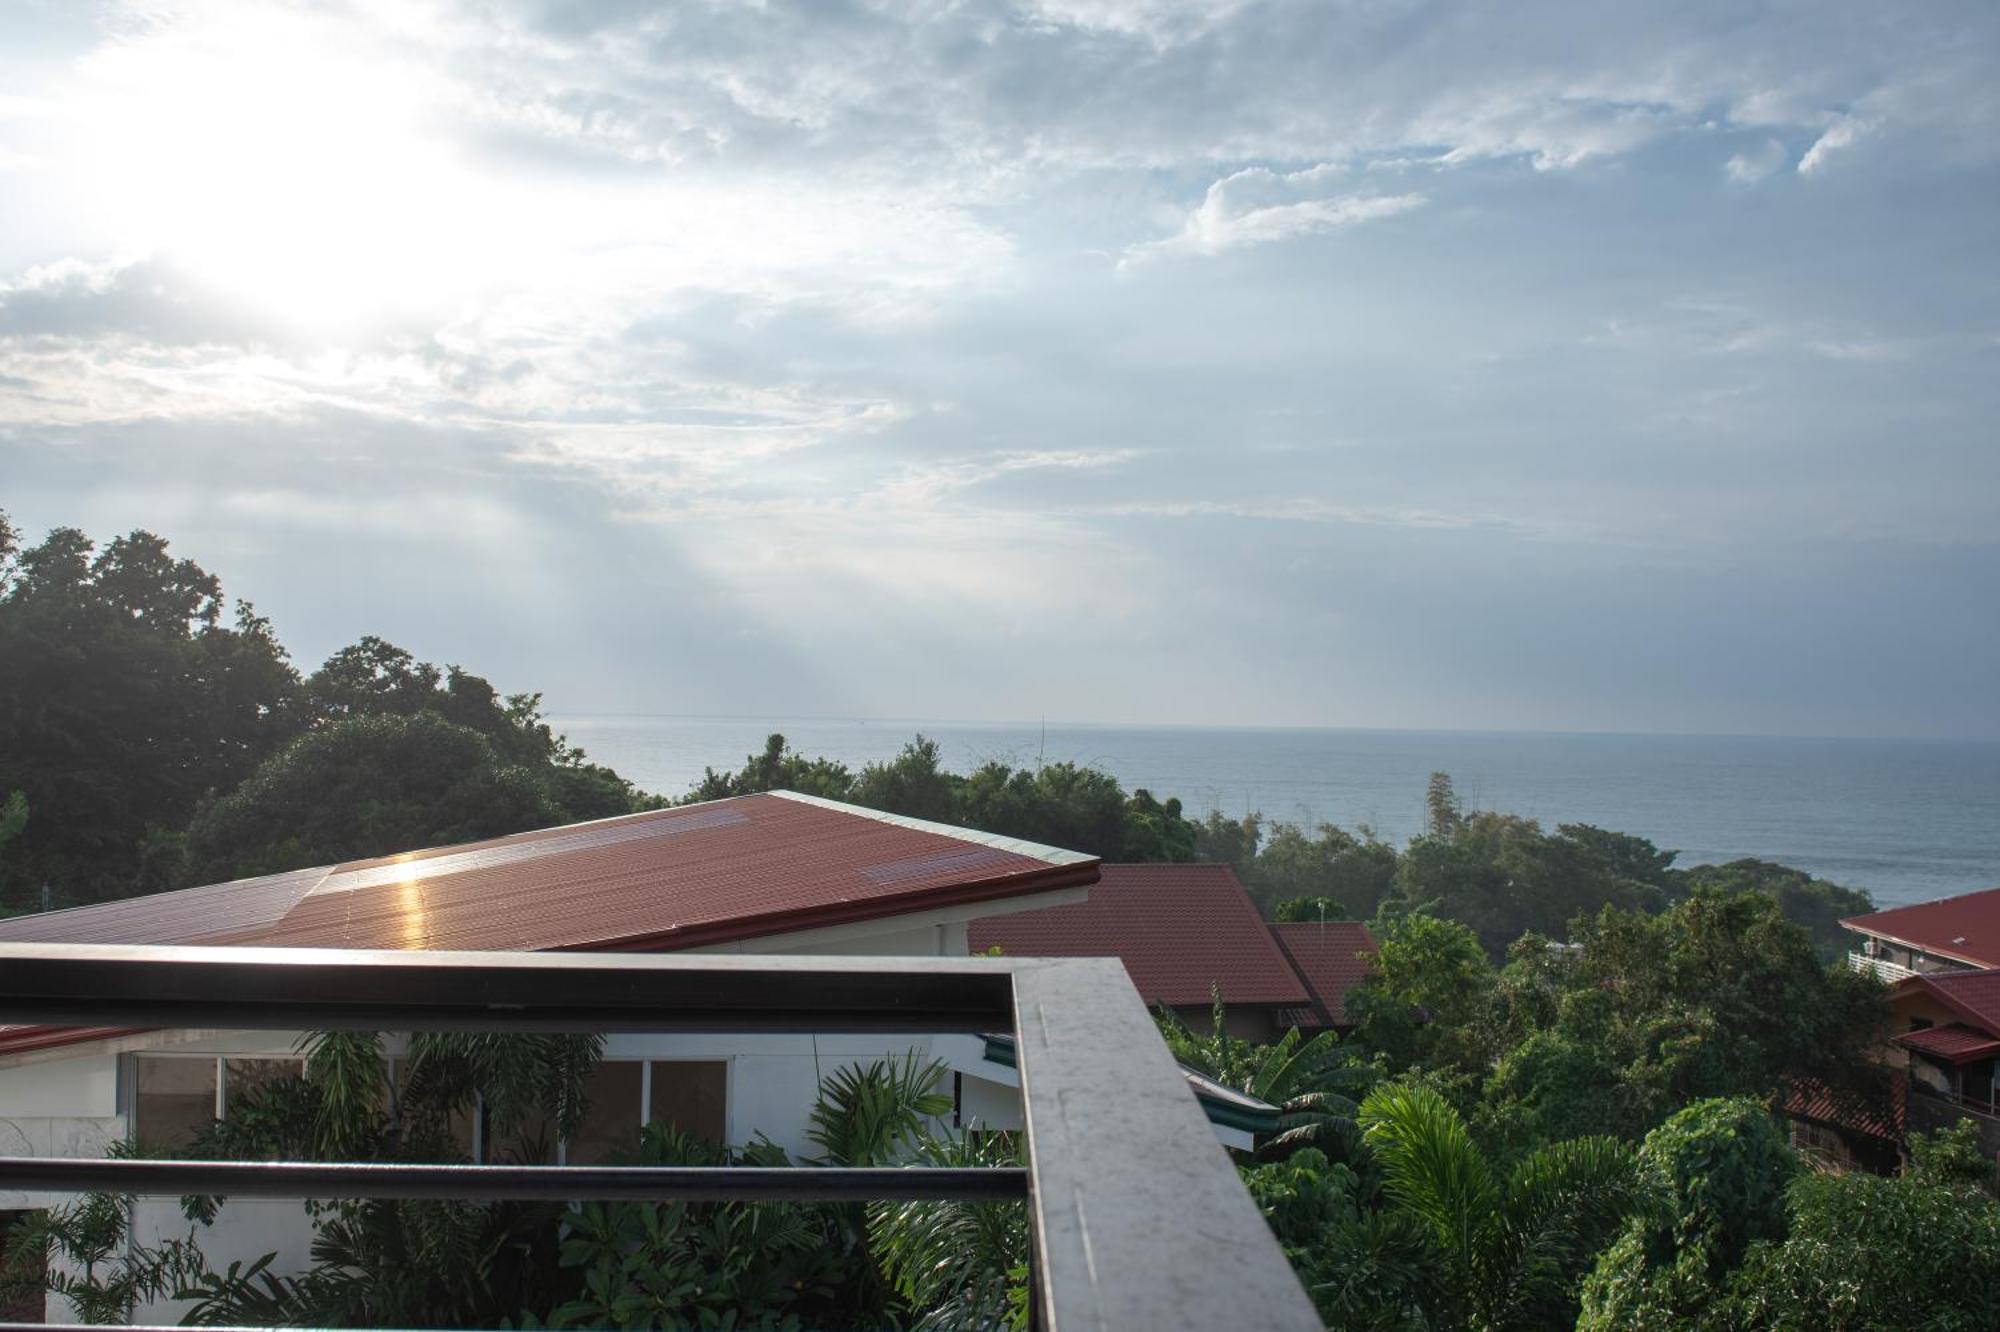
<box><xmin>133</xmin><ymin>1057</ymin><xmax>218</xmax><ymax>1149</ymax></box>
<box><xmin>648</xmin><ymin>1061</ymin><xmax>727</xmax><ymax>1145</ymax></box>
<box><xmin>225</xmin><ymin>1057</ymin><xmax>300</xmax><ymax>1109</ymax></box>
<box><xmin>1910</xmin><ymin>1017</ymin><xmax>1934</xmax><ymax>1032</ymax></box>
<box><xmin>561</xmin><ymin>1060</ymin><xmax>728</xmax><ymax>1163</ymax></box>
<box><xmin>567</xmin><ymin>1062</ymin><xmax>645</xmax><ymax>1165</ymax></box>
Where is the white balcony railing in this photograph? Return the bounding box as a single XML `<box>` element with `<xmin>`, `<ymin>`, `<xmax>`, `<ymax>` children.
<box><xmin>1848</xmin><ymin>951</ymin><xmax>1918</xmax><ymax>983</ymax></box>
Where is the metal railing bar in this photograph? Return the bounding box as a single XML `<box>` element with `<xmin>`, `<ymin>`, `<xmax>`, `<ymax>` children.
<box><xmin>0</xmin><ymin>1158</ymin><xmax>1028</xmax><ymax>1203</ymax></box>
<box><xmin>1010</xmin><ymin>957</ymin><xmax>1322</xmax><ymax>1332</ymax></box>
<box><xmin>0</xmin><ymin>943</ymin><xmax>1017</xmax><ymax>1034</ymax></box>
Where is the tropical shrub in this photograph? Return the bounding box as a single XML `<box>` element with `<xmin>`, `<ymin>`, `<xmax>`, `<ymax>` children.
<box><xmin>1359</xmin><ymin>1081</ymin><xmax>1637</xmax><ymax>1332</ymax></box>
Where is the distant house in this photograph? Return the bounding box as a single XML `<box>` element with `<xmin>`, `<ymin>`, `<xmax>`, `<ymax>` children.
<box><xmin>1842</xmin><ymin>886</ymin><xmax>2000</xmax><ymax>981</ymax></box>
<box><xmin>1885</xmin><ymin>966</ymin><xmax>2000</xmax><ymax>1161</ymax></box>
<box><xmin>968</xmin><ymin>863</ymin><xmax>1377</xmax><ymax>1042</ymax></box>
<box><xmin>1788</xmin><ymin>890</ymin><xmax>2000</xmax><ymax>1172</ymax></box>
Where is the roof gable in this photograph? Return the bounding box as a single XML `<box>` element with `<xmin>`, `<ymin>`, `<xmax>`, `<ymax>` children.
<box><xmin>1843</xmin><ymin>887</ymin><xmax>2000</xmax><ymax>969</ymax></box>
<box><xmin>967</xmin><ymin>863</ymin><xmax>1309</xmax><ymax>1007</ymax></box>
<box><xmin>1271</xmin><ymin>921</ymin><xmax>1378</xmax><ymax>1026</ymax></box>
<box><xmin>1896</xmin><ymin>967</ymin><xmax>2000</xmax><ymax>1035</ymax></box>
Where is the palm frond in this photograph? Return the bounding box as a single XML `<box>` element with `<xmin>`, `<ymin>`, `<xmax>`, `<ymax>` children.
<box><xmin>806</xmin><ymin>1052</ymin><xmax>951</xmax><ymax>1168</ymax></box>
<box><xmin>1359</xmin><ymin>1083</ymin><xmax>1499</xmax><ymax>1269</ymax></box>
<box><xmin>870</xmin><ymin>1132</ymin><xmax>1029</xmax><ymax>1332</ymax></box>
<box><xmin>1485</xmin><ymin>1136</ymin><xmax>1637</xmax><ymax>1328</ymax></box>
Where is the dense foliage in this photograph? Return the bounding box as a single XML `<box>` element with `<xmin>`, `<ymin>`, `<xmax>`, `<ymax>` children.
<box><xmin>1579</xmin><ymin>1109</ymin><xmax>2000</xmax><ymax>1332</ymax></box>
<box><xmin>0</xmin><ymin>516</ymin><xmax>644</xmax><ymax>910</ymax></box>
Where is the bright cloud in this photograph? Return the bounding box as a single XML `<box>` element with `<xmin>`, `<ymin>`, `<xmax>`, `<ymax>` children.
<box><xmin>1125</xmin><ymin>166</ymin><xmax>1424</xmax><ymax>264</ymax></box>
<box><xmin>1798</xmin><ymin>115</ymin><xmax>1872</xmax><ymax>174</ymax></box>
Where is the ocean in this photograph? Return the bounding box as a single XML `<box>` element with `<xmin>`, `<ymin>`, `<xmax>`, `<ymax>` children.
<box><xmin>547</xmin><ymin>717</ymin><xmax>2000</xmax><ymax>911</ymax></box>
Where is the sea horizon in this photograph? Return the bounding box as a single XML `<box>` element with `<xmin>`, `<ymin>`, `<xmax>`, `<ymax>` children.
<box><xmin>548</xmin><ymin>715</ymin><xmax>2000</xmax><ymax>913</ymax></box>
<box><xmin>549</xmin><ymin>711</ymin><xmax>2000</xmax><ymax>746</ymax></box>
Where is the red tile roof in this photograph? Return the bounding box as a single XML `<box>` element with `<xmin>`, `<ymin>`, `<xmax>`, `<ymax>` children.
<box><xmin>1271</xmin><ymin>921</ymin><xmax>1378</xmax><ymax>1027</ymax></box>
<box><xmin>1783</xmin><ymin>1072</ymin><xmax>1906</xmax><ymax>1142</ymax></box>
<box><xmin>1843</xmin><ymin>887</ymin><xmax>2000</xmax><ymax>969</ymax></box>
<box><xmin>1895</xmin><ymin>1023</ymin><xmax>2000</xmax><ymax>1064</ymax></box>
<box><xmin>0</xmin><ymin>792</ymin><xmax>1097</xmax><ymax>1056</ymax></box>
<box><xmin>967</xmin><ymin>863</ymin><xmax>1309</xmax><ymax>1007</ymax></box>
<box><xmin>1895</xmin><ymin>967</ymin><xmax>2000</xmax><ymax>1035</ymax></box>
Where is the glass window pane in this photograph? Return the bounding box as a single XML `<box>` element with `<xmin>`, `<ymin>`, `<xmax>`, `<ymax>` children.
<box><xmin>223</xmin><ymin>1058</ymin><xmax>300</xmax><ymax>1114</ymax></box>
<box><xmin>566</xmin><ymin>1062</ymin><xmax>644</xmax><ymax>1165</ymax></box>
<box><xmin>647</xmin><ymin>1062</ymin><xmax>727</xmax><ymax>1146</ymax></box>
<box><xmin>134</xmin><ymin>1058</ymin><xmax>217</xmax><ymax>1150</ymax></box>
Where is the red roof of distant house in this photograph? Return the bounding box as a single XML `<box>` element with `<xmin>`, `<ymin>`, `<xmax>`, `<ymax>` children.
<box><xmin>1843</xmin><ymin>887</ymin><xmax>2000</xmax><ymax>969</ymax></box>
<box><xmin>0</xmin><ymin>792</ymin><xmax>1097</xmax><ymax>1056</ymax></box>
<box><xmin>968</xmin><ymin>863</ymin><xmax>1310</xmax><ymax>1007</ymax></box>
<box><xmin>1783</xmin><ymin>1073</ymin><xmax>1906</xmax><ymax>1142</ymax></box>
<box><xmin>1893</xmin><ymin>967</ymin><xmax>2000</xmax><ymax>1035</ymax></box>
<box><xmin>1271</xmin><ymin>921</ymin><xmax>1378</xmax><ymax>1027</ymax></box>
<box><xmin>1895</xmin><ymin>1023</ymin><xmax>2000</xmax><ymax>1064</ymax></box>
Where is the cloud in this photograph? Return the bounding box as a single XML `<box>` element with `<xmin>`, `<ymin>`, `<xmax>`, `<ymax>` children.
<box><xmin>1124</xmin><ymin>166</ymin><xmax>1424</xmax><ymax>265</ymax></box>
<box><xmin>1724</xmin><ymin>137</ymin><xmax>1787</xmax><ymax>182</ymax></box>
<box><xmin>1798</xmin><ymin>115</ymin><xmax>1872</xmax><ymax>174</ymax></box>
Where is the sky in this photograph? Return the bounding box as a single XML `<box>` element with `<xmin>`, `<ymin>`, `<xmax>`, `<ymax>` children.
<box><xmin>1</xmin><ymin>0</ymin><xmax>1997</xmax><ymax>739</ymax></box>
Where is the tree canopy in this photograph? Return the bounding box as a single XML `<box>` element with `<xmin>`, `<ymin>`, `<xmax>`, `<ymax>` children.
<box><xmin>0</xmin><ymin>515</ymin><xmax>645</xmax><ymax>907</ymax></box>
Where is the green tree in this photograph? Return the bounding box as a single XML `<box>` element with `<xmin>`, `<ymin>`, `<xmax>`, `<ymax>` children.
<box><xmin>1719</xmin><ymin>1157</ymin><xmax>2000</xmax><ymax>1331</ymax></box>
<box><xmin>954</xmin><ymin>760</ymin><xmax>1131</xmax><ymax>857</ymax></box>
<box><xmin>1424</xmin><ymin>771</ymin><xmax>1463</xmax><ymax>839</ymax></box>
<box><xmin>1672</xmin><ymin>858</ymin><xmax>1874</xmax><ymax>962</ymax></box>
<box><xmin>1275</xmin><ymin>895</ymin><xmax>1345</xmax><ymax>922</ymax></box>
<box><xmin>1577</xmin><ymin>1097</ymin><xmax>1797</xmax><ymax>1330</ymax></box>
<box><xmin>1557</xmin><ymin>890</ymin><xmax>1889</xmax><ymax>1124</ymax></box>
<box><xmin>1247</xmin><ymin>822</ymin><xmax>1398</xmax><ymax>920</ymax></box>
<box><xmin>686</xmin><ymin>732</ymin><xmax>856</xmax><ymax>802</ymax></box>
<box><xmin>1477</xmin><ymin>1031</ymin><xmax>1638</xmax><ymax>1162</ymax></box>
<box><xmin>1394</xmin><ymin>809</ymin><xmax>1663</xmax><ymax>958</ymax></box>
<box><xmin>1358</xmin><ymin>1081</ymin><xmax>1637</xmax><ymax>1331</ymax></box>
<box><xmin>304</xmin><ymin>638</ymin><xmax>640</xmax><ymax>824</ymax></box>
<box><xmin>1907</xmin><ymin>1117</ymin><xmax>2000</xmax><ymax>1196</ymax></box>
<box><xmin>848</xmin><ymin>735</ymin><xmax>958</xmax><ymax>823</ymax></box>
<box><xmin>1557</xmin><ymin>823</ymin><xmax>1679</xmax><ymax>889</ymax></box>
<box><xmin>1240</xmin><ymin>1146</ymin><xmax>1439</xmax><ymax>1331</ymax></box>
<box><xmin>181</xmin><ymin>713</ymin><xmax>571</xmax><ymax>881</ymax></box>
<box><xmin>1347</xmin><ymin>912</ymin><xmax>1497</xmax><ymax>1078</ymax></box>
<box><xmin>0</xmin><ymin>520</ymin><xmax>300</xmax><ymax>907</ymax></box>
<box><xmin>1193</xmin><ymin>809</ymin><xmax>1261</xmax><ymax>879</ymax></box>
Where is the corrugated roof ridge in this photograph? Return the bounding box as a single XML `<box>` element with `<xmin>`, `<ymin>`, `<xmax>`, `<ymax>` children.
<box><xmin>765</xmin><ymin>789</ymin><xmax>1097</xmax><ymax>867</ymax></box>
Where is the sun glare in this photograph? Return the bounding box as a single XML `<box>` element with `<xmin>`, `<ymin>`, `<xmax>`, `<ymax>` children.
<box><xmin>75</xmin><ymin>8</ymin><xmax>488</xmax><ymax>333</ymax></box>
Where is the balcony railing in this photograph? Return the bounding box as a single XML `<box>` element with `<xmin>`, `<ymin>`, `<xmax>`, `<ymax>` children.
<box><xmin>0</xmin><ymin>942</ymin><xmax>1320</xmax><ymax>1332</ymax></box>
<box><xmin>1847</xmin><ymin>951</ymin><xmax>1918</xmax><ymax>983</ymax></box>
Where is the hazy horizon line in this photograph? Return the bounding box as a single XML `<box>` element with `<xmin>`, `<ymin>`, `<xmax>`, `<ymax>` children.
<box><xmin>540</xmin><ymin>712</ymin><xmax>2000</xmax><ymax>748</ymax></box>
